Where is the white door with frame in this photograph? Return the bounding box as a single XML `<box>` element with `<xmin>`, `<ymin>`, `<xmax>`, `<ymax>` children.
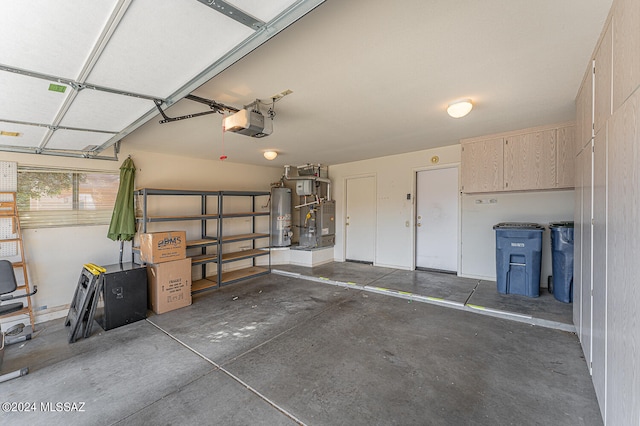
<box><xmin>345</xmin><ymin>176</ymin><xmax>375</xmax><ymax>263</ymax></box>
<box><xmin>415</xmin><ymin>167</ymin><xmax>459</xmax><ymax>272</ymax></box>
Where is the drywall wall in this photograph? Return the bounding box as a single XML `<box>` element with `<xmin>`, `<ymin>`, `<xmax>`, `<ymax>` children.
<box><xmin>330</xmin><ymin>145</ymin><xmax>575</xmax><ymax>284</ymax></box>
<box><xmin>330</xmin><ymin>144</ymin><xmax>461</xmax><ymax>270</ymax></box>
<box><xmin>461</xmin><ymin>190</ymin><xmax>574</xmax><ymax>282</ymax></box>
<box><xmin>0</xmin><ymin>148</ymin><xmax>281</xmax><ymax>323</ymax></box>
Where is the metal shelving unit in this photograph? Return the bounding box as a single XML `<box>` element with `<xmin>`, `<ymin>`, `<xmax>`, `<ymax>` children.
<box><xmin>134</xmin><ymin>188</ymin><xmax>270</xmax><ymax>294</ymax></box>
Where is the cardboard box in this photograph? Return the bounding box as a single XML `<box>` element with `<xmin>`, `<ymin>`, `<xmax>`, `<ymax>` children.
<box><xmin>140</xmin><ymin>231</ymin><xmax>186</xmax><ymax>264</ymax></box>
<box><xmin>147</xmin><ymin>258</ymin><xmax>192</xmax><ymax>314</ymax></box>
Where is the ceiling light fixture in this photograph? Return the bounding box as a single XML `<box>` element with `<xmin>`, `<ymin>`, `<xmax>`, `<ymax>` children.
<box><xmin>263</xmin><ymin>151</ymin><xmax>278</xmax><ymax>160</ymax></box>
<box><xmin>447</xmin><ymin>99</ymin><xmax>473</xmax><ymax>118</ymax></box>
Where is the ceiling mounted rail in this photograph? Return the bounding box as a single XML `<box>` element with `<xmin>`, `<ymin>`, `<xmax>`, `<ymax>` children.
<box><xmin>196</xmin><ymin>0</ymin><xmax>265</xmax><ymax>30</ymax></box>
<box><xmin>0</xmin><ymin>65</ymin><xmax>160</xmax><ymax>102</ymax></box>
<box><xmin>154</xmin><ymin>95</ymin><xmax>239</xmax><ymax>124</ymax></box>
<box><xmin>0</xmin><ymin>143</ymin><xmax>120</xmax><ymax>161</ymax></box>
<box><xmin>0</xmin><ymin>119</ymin><xmax>117</xmax><ymax>135</ymax></box>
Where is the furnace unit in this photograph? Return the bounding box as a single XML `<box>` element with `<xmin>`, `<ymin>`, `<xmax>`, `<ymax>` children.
<box><xmin>283</xmin><ymin>164</ymin><xmax>335</xmax><ymax>249</ymax></box>
<box><xmin>299</xmin><ymin>199</ymin><xmax>336</xmax><ymax>248</ymax></box>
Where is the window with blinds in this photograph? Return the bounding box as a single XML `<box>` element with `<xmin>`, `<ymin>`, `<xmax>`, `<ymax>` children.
<box><xmin>17</xmin><ymin>166</ymin><xmax>119</xmax><ymax>228</ymax></box>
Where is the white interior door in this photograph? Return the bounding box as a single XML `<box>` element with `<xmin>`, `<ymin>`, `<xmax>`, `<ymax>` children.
<box><xmin>345</xmin><ymin>176</ymin><xmax>375</xmax><ymax>263</ymax></box>
<box><xmin>416</xmin><ymin>167</ymin><xmax>459</xmax><ymax>272</ymax></box>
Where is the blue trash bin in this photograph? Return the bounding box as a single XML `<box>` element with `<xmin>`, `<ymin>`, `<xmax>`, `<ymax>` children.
<box><xmin>549</xmin><ymin>222</ymin><xmax>574</xmax><ymax>303</ymax></box>
<box><xmin>493</xmin><ymin>223</ymin><xmax>544</xmax><ymax>297</ymax></box>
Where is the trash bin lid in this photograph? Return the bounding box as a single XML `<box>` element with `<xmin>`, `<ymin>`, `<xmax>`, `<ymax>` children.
<box><xmin>549</xmin><ymin>221</ymin><xmax>574</xmax><ymax>228</ymax></box>
<box><xmin>493</xmin><ymin>222</ymin><xmax>544</xmax><ymax>230</ymax></box>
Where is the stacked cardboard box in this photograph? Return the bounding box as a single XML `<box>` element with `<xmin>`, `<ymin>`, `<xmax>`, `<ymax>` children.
<box><xmin>140</xmin><ymin>231</ymin><xmax>186</xmax><ymax>264</ymax></box>
<box><xmin>140</xmin><ymin>231</ymin><xmax>192</xmax><ymax>314</ymax></box>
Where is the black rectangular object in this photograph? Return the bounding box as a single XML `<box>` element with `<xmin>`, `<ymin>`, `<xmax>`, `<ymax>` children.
<box><xmin>94</xmin><ymin>263</ymin><xmax>148</xmax><ymax>331</ymax></box>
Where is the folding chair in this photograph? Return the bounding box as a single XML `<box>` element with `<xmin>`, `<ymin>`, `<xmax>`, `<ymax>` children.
<box><xmin>0</xmin><ymin>259</ymin><xmax>37</xmax><ymax>383</ymax></box>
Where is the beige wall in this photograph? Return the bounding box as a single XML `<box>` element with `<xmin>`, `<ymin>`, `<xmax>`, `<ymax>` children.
<box><xmin>461</xmin><ymin>190</ymin><xmax>573</xmax><ymax>282</ymax></box>
<box><xmin>330</xmin><ymin>144</ymin><xmax>461</xmax><ymax>270</ymax></box>
<box><xmin>3</xmin><ymin>137</ymin><xmax>576</xmax><ymax>323</ymax></box>
<box><xmin>1</xmin><ymin>147</ymin><xmax>280</xmax><ymax>323</ymax></box>
<box><xmin>330</xmin><ymin>143</ymin><xmax>574</xmax><ymax>283</ymax></box>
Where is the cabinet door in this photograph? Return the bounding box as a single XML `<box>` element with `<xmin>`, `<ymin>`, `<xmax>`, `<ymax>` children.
<box><xmin>594</xmin><ymin>21</ymin><xmax>612</xmax><ymax>135</ymax></box>
<box><xmin>592</xmin><ymin>125</ymin><xmax>607</xmax><ymax>415</ymax></box>
<box><xmin>613</xmin><ymin>0</ymin><xmax>640</xmax><ymax>112</ymax></box>
<box><xmin>573</xmin><ymin>146</ymin><xmax>583</xmax><ymax>331</ymax></box>
<box><xmin>576</xmin><ymin>62</ymin><xmax>594</xmax><ymax>154</ymax></box>
<box><xmin>460</xmin><ymin>138</ymin><xmax>503</xmax><ymax>193</ymax></box>
<box><xmin>556</xmin><ymin>126</ymin><xmax>575</xmax><ymax>188</ymax></box>
<box><xmin>606</xmin><ymin>87</ymin><xmax>640</xmax><ymax>426</ymax></box>
<box><xmin>504</xmin><ymin>130</ymin><xmax>556</xmax><ymax>191</ymax></box>
<box><xmin>579</xmin><ymin>141</ymin><xmax>593</xmax><ymax>373</ymax></box>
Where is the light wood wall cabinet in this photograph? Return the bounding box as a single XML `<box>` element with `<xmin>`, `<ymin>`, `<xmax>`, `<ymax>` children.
<box><xmin>461</xmin><ymin>123</ymin><xmax>575</xmax><ymax>193</ymax></box>
<box><xmin>556</xmin><ymin>126</ymin><xmax>575</xmax><ymax>188</ymax></box>
<box><xmin>573</xmin><ymin>0</ymin><xmax>640</xmax><ymax>423</ymax></box>
<box><xmin>460</xmin><ymin>137</ymin><xmax>503</xmax><ymax>193</ymax></box>
<box><xmin>504</xmin><ymin>129</ymin><xmax>556</xmax><ymax>191</ymax></box>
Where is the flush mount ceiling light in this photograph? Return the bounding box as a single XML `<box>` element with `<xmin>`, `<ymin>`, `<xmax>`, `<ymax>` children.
<box><xmin>447</xmin><ymin>99</ymin><xmax>473</xmax><ymax>118</ymax></box>
<box><xmin>263</xmin><ymin>150</ymin><xmax>278</xmax><ymax>160</ymax></box>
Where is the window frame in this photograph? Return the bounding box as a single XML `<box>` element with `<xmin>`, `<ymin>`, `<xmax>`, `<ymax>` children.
<box><xmin>17</xmin><ymin>165</ymin><xmax>120</xmax><ymax>229</ymax></box>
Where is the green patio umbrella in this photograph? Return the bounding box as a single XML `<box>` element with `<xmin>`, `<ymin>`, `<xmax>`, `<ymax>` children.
<box><xmin>107</xmin><ymin>156</ymin><xmax>136</xmax><ymax>263</ymax></box>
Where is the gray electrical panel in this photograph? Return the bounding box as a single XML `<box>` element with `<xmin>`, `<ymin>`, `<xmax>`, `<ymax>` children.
<box><xmin>295</xmin><ymin>180</ymin><xmax>313</xmax><ymax>196</ymax></box>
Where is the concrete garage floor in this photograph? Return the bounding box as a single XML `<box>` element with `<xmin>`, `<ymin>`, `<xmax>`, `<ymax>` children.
<box><xmin>1</xmin><ymin>264</ymin><xmax>599</xmax><ymax>425</ymax></box>
<box><xmin>274</xmin><ymin>262</ymin><xmax>574</xmax><ymax>330</ymax></box>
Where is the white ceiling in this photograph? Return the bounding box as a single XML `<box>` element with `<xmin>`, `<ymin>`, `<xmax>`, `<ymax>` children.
<box><xmin>1</xmin><ymin>0</ymin><xmax>612</xmax><ymax>167</ymax></box>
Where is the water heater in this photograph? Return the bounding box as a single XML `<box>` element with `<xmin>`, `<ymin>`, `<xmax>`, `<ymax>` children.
<box><xmin>270</xmin><ymin>187</ymin><xmax>292</xmax><ymax>247</ymax></box>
